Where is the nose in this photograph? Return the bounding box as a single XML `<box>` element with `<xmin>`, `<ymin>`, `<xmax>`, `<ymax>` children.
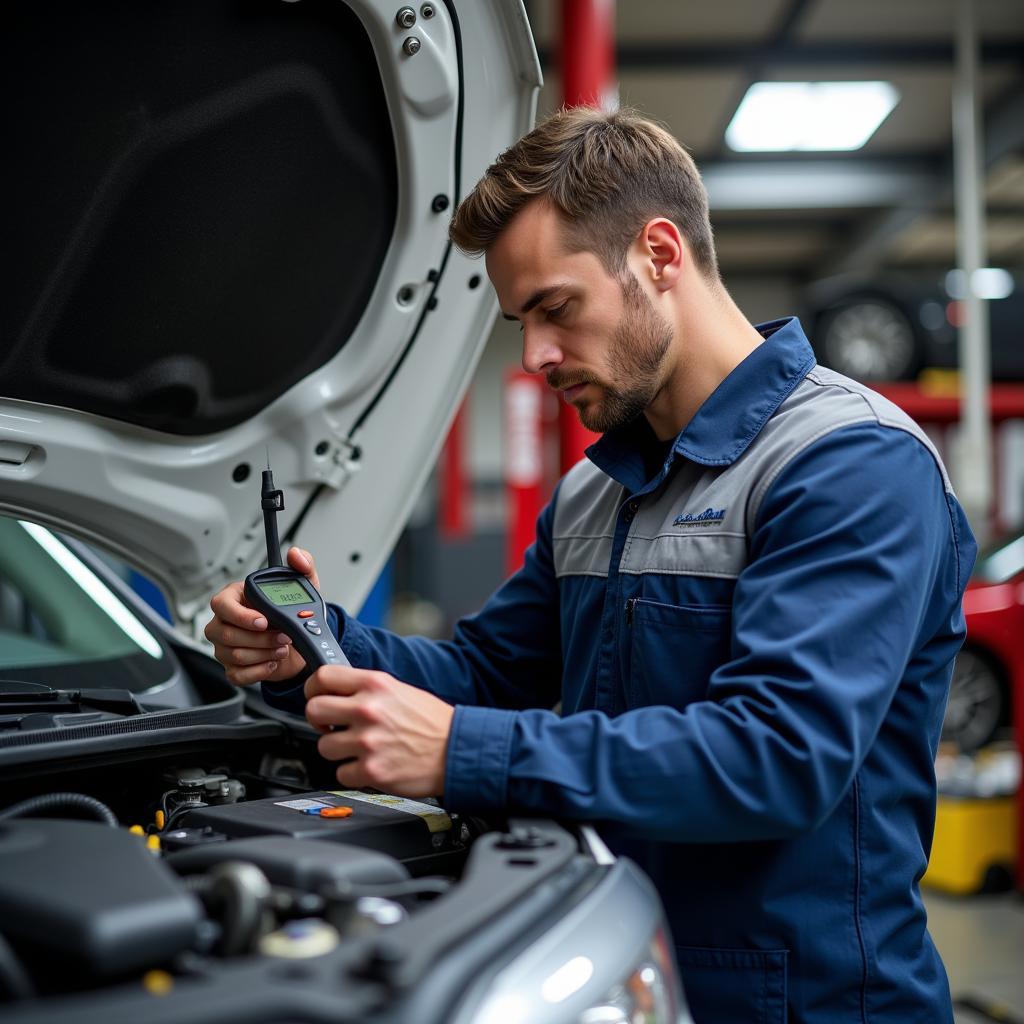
<box><xmin>521</xmin><ymin>324</ymin><xmax>562</xmax><ymax>376</ymax></box>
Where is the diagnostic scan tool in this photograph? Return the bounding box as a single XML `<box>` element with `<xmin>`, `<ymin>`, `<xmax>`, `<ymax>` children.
<box><xmin>243</xmin><ymin>465</ymin><xmax>349</xmax><ymax>670</ymax></box>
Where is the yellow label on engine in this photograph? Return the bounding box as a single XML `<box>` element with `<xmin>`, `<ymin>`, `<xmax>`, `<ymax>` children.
<box><xmin>329</xmin><ymin>791</ymin><xmax>452</xmax><ymax>833</ymax></box>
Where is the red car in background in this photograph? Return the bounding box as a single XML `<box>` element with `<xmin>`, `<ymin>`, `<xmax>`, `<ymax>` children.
<box><xmin>943</xmin><ymin>531</ymin><xmax>1024</xmax><ymax>751</ymax></box>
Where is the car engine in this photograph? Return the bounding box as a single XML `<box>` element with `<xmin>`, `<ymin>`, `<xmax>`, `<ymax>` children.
<box><xmin>0</xmin><ymin>743</ymin><xmax>588</xmax><ymax>1024</ymax></box>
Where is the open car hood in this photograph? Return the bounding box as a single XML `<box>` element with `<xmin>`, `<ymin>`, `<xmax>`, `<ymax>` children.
<box><xmin>0</xmin><ymin>0</ymin><xmax>539</xmax><ymax>626</ymax></box>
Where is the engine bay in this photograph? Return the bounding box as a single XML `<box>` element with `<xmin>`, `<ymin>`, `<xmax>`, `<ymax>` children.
<box><xmin>0</xmin><ymin>744</ymin><xmax>588</xmax><ymax>1024</ymax></box>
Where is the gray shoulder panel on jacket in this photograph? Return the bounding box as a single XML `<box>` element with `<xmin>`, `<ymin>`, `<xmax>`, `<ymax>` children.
<box><xmin>745</xmin><ymin>366</ymin><xmax>952</xmax><ymax>534</ymax></box>
<box><xmin>549</xmin><ymin>366</ymin><xmax>955</xmax><ymax>582</ymax></box>
<box><xmin>552</xmin><ymin>459</ymin><xmax>622</xmax><ymax>578</ymax></box>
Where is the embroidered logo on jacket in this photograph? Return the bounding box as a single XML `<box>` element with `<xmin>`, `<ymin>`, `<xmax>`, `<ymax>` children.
<box><xmin>673</xmin><ymin>507</ymin><xmax>726</xmax><ymax>527</ymax></box>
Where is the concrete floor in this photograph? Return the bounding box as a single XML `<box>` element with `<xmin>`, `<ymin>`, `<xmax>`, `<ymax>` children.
<box><xmin>925</xmin><ymin>889</ymin><xmax>1024</xmax><ymax>1023</ymax></box>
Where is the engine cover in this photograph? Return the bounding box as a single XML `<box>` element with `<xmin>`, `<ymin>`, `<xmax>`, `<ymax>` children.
<box><xmin>179</xmin><ymin>791</ymin><xmax>462</xmax><ymax>875</ymax></box>
<box><xmin>0</xmin><ymin>819</ymin><xmax>201</xmax><ymax>976</ymax></box>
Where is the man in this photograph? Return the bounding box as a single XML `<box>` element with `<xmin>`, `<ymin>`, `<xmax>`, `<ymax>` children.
<box><xmin>206</xmin><ymin>108</ymin><xmax>976</xmax><ymax>1023</ymax></box>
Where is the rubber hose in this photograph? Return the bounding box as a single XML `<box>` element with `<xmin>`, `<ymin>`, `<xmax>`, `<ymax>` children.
<box><xmin>206</xmin><ymin>862</ymin><xmax>272</xmax><ymax>956</ymax></box>
<box><xmin>0</xmin><ymin>792</ymin><xmax>118</xmax><ymax>826</ymax></box>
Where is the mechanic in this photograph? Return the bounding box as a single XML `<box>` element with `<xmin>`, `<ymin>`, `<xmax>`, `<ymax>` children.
<box><xmin>206</xmin><ymin>108</ymin><xmax>977</xmax><ymax>1024</ymax></box>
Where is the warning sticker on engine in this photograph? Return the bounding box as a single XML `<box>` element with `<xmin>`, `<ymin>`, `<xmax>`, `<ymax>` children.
<box><xmin>329</xmin><ymin>791</ymin><xmax>452</xmax><ymax>833</ymax></box>
<box><xmin>274</xmin><ymin>798</ymin><xmax>331</xmax><ymax>811</ymax></box>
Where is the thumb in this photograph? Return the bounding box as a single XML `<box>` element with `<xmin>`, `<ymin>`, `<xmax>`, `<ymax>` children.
<box><xmin>287</xmin><ymin>546</ymin><xmax>322</xmax><ymax>591</ymax></box>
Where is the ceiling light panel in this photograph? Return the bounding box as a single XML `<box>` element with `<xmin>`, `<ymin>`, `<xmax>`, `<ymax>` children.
<box><xmin>726</xmin><ymin>81</ymin><xmax>900</xmax><ymax>151</ymax></box>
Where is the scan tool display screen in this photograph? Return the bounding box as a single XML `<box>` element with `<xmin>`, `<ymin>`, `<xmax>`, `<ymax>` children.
<box><xmin>256</xmin><ymin>580</ymin><xmax>313</xmax><ymax>607</ymax></box>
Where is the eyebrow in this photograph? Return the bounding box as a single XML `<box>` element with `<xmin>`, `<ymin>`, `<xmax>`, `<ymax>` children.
<box><xmin>500</xmin><ymin>284</ymin><xmax>570</xmax><ymax>322</ymax></box>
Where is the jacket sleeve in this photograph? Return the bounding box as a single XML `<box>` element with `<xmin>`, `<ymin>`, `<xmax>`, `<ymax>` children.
<box><xmin>444</xmin><ymin>424</ymin><xmax>976</xmax><ymax>841</ymax></box>
<box><xmin>261</xmin><ymin>493</ymin><xmax>564</xmax><ymax>715</ymax></box>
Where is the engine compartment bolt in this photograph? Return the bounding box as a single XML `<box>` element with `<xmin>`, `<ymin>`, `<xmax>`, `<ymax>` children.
<box><xmin>396</xmin><ymin>6</ymin><xmax>416</xmax><ymax>29</ymax></box>
<box><xmin>403</xmin><ymin>36</ymin><xmax>421</xmax><ymax>56</ymax></box>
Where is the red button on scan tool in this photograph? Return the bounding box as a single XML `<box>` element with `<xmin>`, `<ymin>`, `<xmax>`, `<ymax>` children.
<box><xmin>298</xmin><ymin>610</ymin><xmax>314</xmax><ymax>618</ymax></box>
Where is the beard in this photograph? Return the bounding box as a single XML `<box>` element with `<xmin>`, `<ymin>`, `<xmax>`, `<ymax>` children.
<box><xmin>548</xmin><ymin>273</ymin><xmax>673</xmax><ymax>434</ymax></box>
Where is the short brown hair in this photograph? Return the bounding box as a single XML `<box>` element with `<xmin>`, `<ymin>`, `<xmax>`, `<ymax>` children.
<box><xmin>449</xmin><ymin>107</ymin><xmax>718</xmax><ymax>281</ymax></box>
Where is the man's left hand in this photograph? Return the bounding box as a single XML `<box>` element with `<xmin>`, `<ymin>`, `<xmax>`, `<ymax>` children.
<box><xmin>304</xmin><ymin>667</ymin><xmax>455</xmax><ymax>797</ymax></box>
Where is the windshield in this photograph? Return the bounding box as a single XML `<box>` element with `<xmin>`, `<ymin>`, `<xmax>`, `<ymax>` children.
<box><xmin>0</xmin><ymin>517</ymin><xmax>171</xmax><ymax>692</ymax></box>
<box><xmin>973</xmin><ymin>530</ymin><xmax>1024</xmax><ymax>586</ymax></box>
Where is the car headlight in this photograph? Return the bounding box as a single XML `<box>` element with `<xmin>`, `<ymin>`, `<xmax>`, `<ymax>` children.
<box><xmin>467</xmin><ymin>860</ymin><xmax>692</xmax><ymax>1024</ymax></box>
<box><xmin>576</xmin><ymin>926</ymin><xmax>684</xmax><ymax>1024</ymax></box>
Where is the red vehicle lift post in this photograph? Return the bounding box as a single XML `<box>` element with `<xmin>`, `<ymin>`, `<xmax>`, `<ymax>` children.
<box><xmin>557</xmin><ymin>0</ymin><xmax>614</xmax><ymax>474</ymax></box>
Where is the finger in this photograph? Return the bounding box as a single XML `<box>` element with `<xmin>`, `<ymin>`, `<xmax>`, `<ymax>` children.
<box><xmin>335</xmin><ymin>760</ymin><xmax>370</xmax><ymax>790</ymax></box>
<box><xmin>286</xmin><ymin>546</ymin><xmax>322</xmax><ymax>590</ymax></box>
<box><xmin>305</xmin><ymin>693</ymin><xmax>363</xmax><ymax>732</ymax></box>
<box><xmin>212</xmin><ymin>624</ymin><xmax>293</xmax><ymax>651</ymax></box>
<box><xmin>215</xmin><ymin>643</ymin><xmax>292</xmax><ymax>669</ymax></box>
<box><xmin>303</xmin><ymin>665</ymin><xmax>368</xmax><ymax>701</ymax></box>
<box><xmin>210</xmin><ymin>582</ymin><xmax>268</xmax><ymax>632</ymax></box>
<box><xmin>316</xmin><ymin>727</ymin><xmax>361</xmax><ymax>762</ymax></box>
<box><xmin>248</xmin><ymin>648</ymin><xmax>309</xmax><ymax>685</ymax></box>
<box><xmin>223</xmin><ymin>659</ymin><xmax>281</xmax><ymax>687</ymax></box>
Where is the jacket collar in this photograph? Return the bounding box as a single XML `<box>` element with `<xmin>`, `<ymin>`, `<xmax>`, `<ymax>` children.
<box><xmin>587</xmin><ymin>316</ymin><xmax>816</xmax><ymax>491</ymax></box>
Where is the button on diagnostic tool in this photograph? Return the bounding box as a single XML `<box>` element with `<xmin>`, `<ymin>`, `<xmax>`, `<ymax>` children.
<box><xmin>242</xmin><ymin>460</ymin><xmax>351</xmax><ymax>670</ymax></box>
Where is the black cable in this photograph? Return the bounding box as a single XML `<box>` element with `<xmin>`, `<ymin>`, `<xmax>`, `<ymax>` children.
<box><xmin>0</xmin><ymin>932</ymin><xmax>34</xmax><ymax>1002</ymax></box>
<box><xmin>347</xmin><ymin>0</ymin><xmax>466</xmax><ymax>439</ymax></box>
<box><xmin>0</xmin><ymin>792</ymin><xmax>117</xmax><ymax>826</ymax></box>
<box><xmin>160</xmin><ymin>798</ymin><xmax>210</xmax><ymax>834</ymax></box>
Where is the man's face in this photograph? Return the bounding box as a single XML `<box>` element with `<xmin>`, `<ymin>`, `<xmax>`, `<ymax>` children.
<box><xmin>486</xmin><ymin>200</ymin><xmax>674</xmax><ymax>434</ymax></box>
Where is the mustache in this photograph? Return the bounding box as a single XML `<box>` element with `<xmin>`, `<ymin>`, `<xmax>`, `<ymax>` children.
<box><xmin>546</xmin><ymin>369</ymin><xmax>601</xmax><ymax>391</ymax></box>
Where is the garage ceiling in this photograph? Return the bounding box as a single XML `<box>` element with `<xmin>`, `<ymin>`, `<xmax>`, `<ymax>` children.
<box><xmin>524</xmin><ymin>0</ymin><xmax>1024</xmax><ymax>281</ymax></box>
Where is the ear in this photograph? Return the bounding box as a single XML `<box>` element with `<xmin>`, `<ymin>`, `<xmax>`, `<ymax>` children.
<box><xmin>635</xmin><ymin>218</ymin><xmax>684</xmax><ymax>293</ymax></box>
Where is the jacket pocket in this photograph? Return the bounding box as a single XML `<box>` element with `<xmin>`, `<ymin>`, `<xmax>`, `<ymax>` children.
<box><xmin>675</xmin><ymin>945</ymin><xmax>788</xmax><ymax>1024</ymax></box>
<box><xmin>626</xmin><ymin>598</ymin><xmax>731</xmax><ymax>709</ymax></box>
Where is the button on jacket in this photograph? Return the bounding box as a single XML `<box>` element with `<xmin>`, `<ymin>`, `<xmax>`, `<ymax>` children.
<box><xmin>265</xmin><ymin>317</ymin><xmax>977</xmax><ymax>1024</ymax></box>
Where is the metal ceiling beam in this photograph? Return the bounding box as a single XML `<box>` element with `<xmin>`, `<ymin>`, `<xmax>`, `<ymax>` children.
<box><xmin>821</xmin><ymin>81</ymin><xmax>1024</xmax><ymax>276</ymax></box>
<box><xmin>701</xmin><ymin>159</ymin><xmax>941</xmax><ymax>211</ymax></box>
<box><xmin>711</xmin><ymin>213</ymin><xmax>854</xmax><ymax>229</ymax></box>
<box><xmin>707</xmin><ymin>0</ymin><xmax>814</xmax><ymax>161</ymax></box>
<box><xmin>537</xmin><ymin>40</ymin><xmax>1024</xmax><ymax>70</ymax></box>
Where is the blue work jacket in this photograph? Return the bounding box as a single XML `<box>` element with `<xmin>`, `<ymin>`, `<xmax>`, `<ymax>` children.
<box><xmin>265</xmin><ymin>317</ymin><xmax>976</xmax><ymax>1024</ymax></box>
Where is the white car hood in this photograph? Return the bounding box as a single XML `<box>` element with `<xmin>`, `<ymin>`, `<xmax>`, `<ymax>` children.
<box><xmin>0</xmin><ymin>0</ymin><xmax>539</xmax><ymax>628</ymax></box>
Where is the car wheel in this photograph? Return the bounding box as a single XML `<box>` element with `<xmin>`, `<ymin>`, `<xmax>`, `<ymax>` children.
<box><xmin>942</xmin><ymin>648</ymin><xmax>1006</xmax><ymax>752</ymax></box>
<box><xmin>818</xmin><ymin>298</ymin><xmax>921</xmax><ymax>381</ymax></box>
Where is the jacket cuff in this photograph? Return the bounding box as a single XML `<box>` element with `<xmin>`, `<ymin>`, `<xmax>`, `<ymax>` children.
<box><xmin>260</xmin><ymin>674</ymin><xmax>309</xmax><ymax>714</ymax></box>
<box><xmin>444</xmin><ymin>705</ymin><xmax>517</xmax><ymax>812</ymax></box>
<box><xmin>329</xmin><ymin>603</ymin><xmax>369</xmax><ymax>665</ymax></box>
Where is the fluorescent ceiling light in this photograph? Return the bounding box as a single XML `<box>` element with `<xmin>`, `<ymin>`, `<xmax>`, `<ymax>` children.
<box><xmin>726</xmin><ymin>81</ymin><xmax>900</xmax><ymax>152</ymax></box>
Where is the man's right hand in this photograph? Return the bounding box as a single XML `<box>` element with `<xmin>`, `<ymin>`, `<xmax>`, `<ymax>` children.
<box><xmin>204</xmin><ymin>546</ymin><xmax>322</xmax><ymax>686</ymax></box>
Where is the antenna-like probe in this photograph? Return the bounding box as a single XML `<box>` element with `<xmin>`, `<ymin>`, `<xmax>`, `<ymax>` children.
<box><xmin>261</xmin><ymin>453</ymin><xmax>285</xmax><ymax>568</ymax></box>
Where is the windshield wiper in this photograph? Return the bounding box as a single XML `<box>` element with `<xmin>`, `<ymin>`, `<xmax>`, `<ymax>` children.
<box><xmin>0</xmin><ymin>679</ymin><xmax>144</xmax><ymax>717</ymax></box>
